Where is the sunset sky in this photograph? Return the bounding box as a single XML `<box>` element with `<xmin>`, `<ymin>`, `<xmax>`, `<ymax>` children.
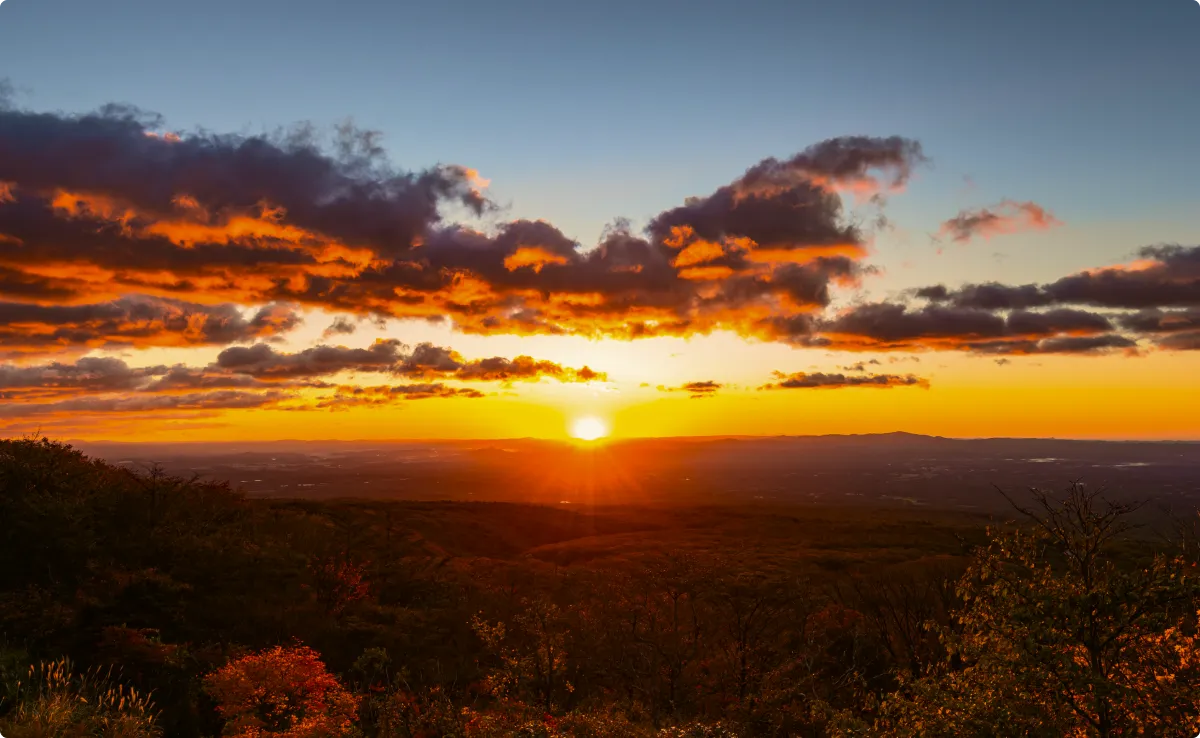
<box><xmin>0</xmin><ymin>0</ymin><xmax>1198</xmax><ymax>441</ymax></box>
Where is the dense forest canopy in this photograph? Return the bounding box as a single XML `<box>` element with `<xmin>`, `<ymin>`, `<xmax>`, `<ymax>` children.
<box><xmin>1</xmin><ymin>436</ymin><xmax>1198</xmax><ymax>737</ymax></box>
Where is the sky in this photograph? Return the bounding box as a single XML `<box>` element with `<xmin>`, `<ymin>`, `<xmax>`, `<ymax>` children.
<box><xmin>0</xmin><ymin>0</ymin><xmax>1198</xmax><ymax>441</ymax></box>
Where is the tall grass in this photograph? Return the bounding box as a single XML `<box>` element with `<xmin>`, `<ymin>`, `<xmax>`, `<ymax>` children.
<box><xmin>0</xmin><ymin>657</ymin><xmax>160</xmax><ymax>738</ymax></box>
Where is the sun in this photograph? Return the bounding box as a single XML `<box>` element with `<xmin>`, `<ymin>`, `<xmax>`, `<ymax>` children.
<box><xmin>569</xmin><ymin>416</ymin><xmax>609</xmax><ymax>442</ymax></box>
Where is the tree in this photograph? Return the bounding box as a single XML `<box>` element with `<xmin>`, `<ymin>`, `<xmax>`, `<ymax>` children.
<box><xmin>866</xmin><ymin>483</ymin><xmax>1200</xmax><ymax>737</ymax></box>
<box><xmin>204</xmin><ymin>645</ymin><xmax>359</xmax><ymax>737</ymax></box>
<box><xmin>472</xmin><ymin>596</ymin><xmax>573</xmax><ymax>712</ymax></box>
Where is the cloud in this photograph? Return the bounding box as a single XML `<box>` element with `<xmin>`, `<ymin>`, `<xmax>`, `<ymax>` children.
<box><xmin>321</xmin><ymin>316</ymin><xmax>357</xmax><ymax>338</ymax></box>
<box><xmin>760</xmin><ymin>371</ymin><xmax>929</xmax><ymax>390</ymax></box>
<box><xmin>0</xmin><ymin>356</ymin><xmax>164</xmax><ymax>393</ymax></box>
<box><xmin>215</xmin><ymin>339</ymin><xmax>407</xmax><ymax>378</ymax></box>
<box><xmin>962</xmin><ymin>334</ymin><xmax>1138</xmax><ymax>356</ymax></box>
<box><xmin>0</xmin><ymin>389</ymin><xmax>288</xmax><ymax>418</ymax></box>
<box><xmin>0</xmin><ymin>336</ymin><xmax>605</xmax><ymax>422</ymax></box>
<box><xmin>0</xmin><ymin>355</ymin><xmax>329</xmax><ymax>406</ymax></box>
<box><xmin>215</xmin><ymin>340</ymin><xmax>606</xmax><ymax>383</ymax></box>
<box><xmin>913</xmin><ymin>282</ymin><xmax>1051</xmax><ymax>310</ymax></box>
<box><xmin>1042</xmin><ymin>245</ymin><xmax>1200</xmax><ymax>309</ymax></box>
<box><xmin>0</xmin><ymin>296</ymin><xmax>300</xmax><ymax>357</ymax></box>
<box><xmin>730</xmin><ymin>136</ymin><xmax>926</xmax><ymax>200</ymax></box>
<box><xmin>806</xmin><ymin>303</ymin><xmax>1121</xmax><ymax>354</ymax></box>
<box><xmin>920</xmin><ymin>245</ymin><xmax>1200</xmax><ymax>311</ymax></box>
<box><xmin>899</xmin><ymin>246</ymin><xmax>1200</xmax><ymax>352</ymax></box>
<box><xmin>433</xmin><ymin>353</ymin><xmax>605</xmax><ymax>384</ymax></box>
<box><xmin>840</xmin><ymin>360</ymin><xmax>881</xmax><ymax>371</ymax></box>
<box><xmin>1117</xmin><ymin>308</ymin><xmax>1200</xmax><ymax>334</ymax></box>
<box><xmin>3</xmin><ymin>94</ymin><xmax>1191</xmax><ymax>367</ymax></box>
<box><xmin>0</xmin><ymin>97</ymin><xmax>925</xmax><ymax>343</ymax></box>
<box><xmin>938</xmin><ymin>200</ymin><xmax>1061</xmax><ymax>244</ymax></box>
<box><xmin>311</xmin><ymin>383</ymin><xmax>485</xmax><ymax>409</ymax></box>
<box><xmin>0</xmin><ymin>322</ymin><xmax>606</xmax><ymax>427</ymax></box>
<box><xmin>1155</xmin><ymin>332</ymin><xmax>1200</xmax><ymax>351</ymax></box>
<box><xmin>1118</xmin><ymin>308</ymin><xmax>1200</xmax><ymax>351</ymax></box>
<box><xmin>658</xmin><ymin>380</ymin><xmax>722</xmax><ymax>398</ymax></box>
<box><xmin>0</xmin><ymin>104</ymin><xmax>490</xmax><ymax>259</ymax></box>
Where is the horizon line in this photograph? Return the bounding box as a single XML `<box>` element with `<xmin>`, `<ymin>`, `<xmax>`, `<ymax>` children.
<box><xmin>54</xmin><ymin>431</ymin><xmax>1200</xmax><ymax>445</ymax></box>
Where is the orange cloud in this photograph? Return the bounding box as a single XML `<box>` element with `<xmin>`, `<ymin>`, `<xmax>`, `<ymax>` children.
<box><xmin>5</xmin><ymin>100</ymin><xmax>1191</xmax><ymax>361</ymax></box>
<box><xmin>672</xmin><ymin>239</ymin><xmax>726</xmax><ymax>268</ymax></box>
<box><xmin>504</xmin><ymin>246</ymin><xmax>571</xmax><ymax>273</ymax></box>
<box><xmin>938</xmin><ymin>200</ymin><xmax>1062</xmax><ymax>244</ymax></box>
<box><xmin>1</xmin><ymin>107</ymin><xmax>922</xmax><ymax>347</ymax></box>
<box><xmin>743</xmin><ymin>243</ymin><xmax>866</xmax><ymax>264</ymax></box>
<box><xmin>0</xmin><ymin>297</ymin><xmax>300</xmax><ymax>358</ymax></box>
<box><xmin>678</xmin><ymin>265</ymin><xmax>735</xmax><ymax>281</ymax></box>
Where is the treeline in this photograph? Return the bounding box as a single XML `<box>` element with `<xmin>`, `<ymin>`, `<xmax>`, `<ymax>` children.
<box><xmin>1</xmin><ymin>437</ymin><xmax>1198</xmax><ymax>737</ymax></box>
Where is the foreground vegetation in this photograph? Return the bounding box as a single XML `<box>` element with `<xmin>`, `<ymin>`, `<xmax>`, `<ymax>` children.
<box><xmin>1</xmin><ymin>437</ymin><xmax>1198</xmax><ymax>736</ymax></box>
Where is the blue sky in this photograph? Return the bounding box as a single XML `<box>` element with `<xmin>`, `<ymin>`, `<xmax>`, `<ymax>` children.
<box><xmin>2</xmin><ymin>0</ymin><xmax>1197</xmax><ymax>265</ymax></box>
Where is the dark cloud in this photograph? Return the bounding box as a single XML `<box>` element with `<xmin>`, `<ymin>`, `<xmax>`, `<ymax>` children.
<box><xmin>0</xmin><ymin>356</ymin><xmax>164</xmax><ymax>392</ymax></box>
<box><xmin>1115</xmin><ymin>308</ymin><xmax>1200</xmax><ymax>351</ymax></box>
<box><xmin>394</xmin><ymin>343</ymin><xmax>464</xmax><ymax>377</ymax></box>
<box><xmin>1042</xmin><ymin>245</ymin><xmax>1200</xmax><ymax>309</ymax></box>
<box><xmin>809</xmin><ymin>302</ymin><xmax>1124</xmax><ymax>354</ymax></box>
<box><xmin>962</xmin><ymin>334</ymin><xmax>1137</xmax><ymax>356</ymax></box>
<box><xmin>1117</xmin><ymin>308</ymin><xmax>1200</xmax><ymax>334</ymax></box>
<box><xmin>321</xmin><ymin>316</ymin><xmax>357</xmax><ymax>338</ymax></box>
<box><xmin>914</xmin><ymin>282</ymin><xmax>1051</xmax><ymax>310</ymax></box>
<box><xmin>0</xmin><ymin>336</ymin><xmax>598</xmax><ymax>421</ymax></box>
<box><xmin>761</xmin><ymin>371</ymin><xmax>929</xmax><ymax>390</ymax></box>
<box><xmin>0</xmin><ymin>98</ymin><xmax>924</xmax><ymax>343</ymax></box>
<box><xmin>215</xmin><ymin>340</ymin><xmax>606</xmax><ymax>383</ymax></box>
<box><xmin>648</xmin><ymin>136</ymin><xmax>924</xmax><ymax>253</ymax></box>
<box><xmin>3</xmin><ymin>94</ymin><xmax>1189</xmax><ymax>366</ymax></box>
<box><xmin>1005</xmin><ymin>308</ymin><xmax>1113</xmax><ymax>336</ymax></box>
<box><xmin>312</xmin><ymin>383</ymin><xmax>485</xmax><ymax>409</ymax></box>
<box><xmin>1155</xmin><ymin>332</ymin><xmax>1200</xmax><ymax>351</ymax></box>
<box><xmin>658</xmin><ymin>380</ymin><xmax>722</xmax><ymax>398</ymax></box>
<box><xmin>215</xmin><ymin>339</ymin><xmax>406</xmax><ymax>378</ymax></box>
<box><xmin>0</xmin><ymin>296</ymin><xmax>300</xmax><ymax>356</ymax></box>
<box><xmin>840</xmin><ymin>360</ymin><xmax>881</xmax><ymax>371</ymax></box>
<box><xmin>0</xmin><ymin>390</ymin><xmax>288</xmax><ymax>418</ymax></box>
<box><xmin>0</xmin><ymin>355</ymin><xmax>328</xmax><ymax>405</ymax></box>
<box><xmin>820</xmin><ymin>303</ymin><xmax>1007</xmax><ymax>346</ymax></box>
<box><xmin>918</xmin><ymin>245</ymin><xmax>1200</xmax><ymax>311</ymax></box>
<box><xmin>938</xmin><ymin>200</ymin><xmax>1060</xmax><ymax>244</ymax></box>
<box><xmin>0</xmin><ymin>103</ymin><xmax>491</xmax><ymax>260</ymax></box>
<box><xmin>897</xmin><ymin>247</ymin><xmax>1200</xmax><ymax>352</ymax></box>
<box><xmin>733</xmin><ymin>136</ymin><xmax>926</xmax><ymax>198</ymax></box>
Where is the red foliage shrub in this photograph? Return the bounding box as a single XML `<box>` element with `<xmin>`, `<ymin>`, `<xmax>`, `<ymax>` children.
<box><xmin>204</xmin><ymin>645</ymin><xmax>359</xmax><ymax>737</ymax></box>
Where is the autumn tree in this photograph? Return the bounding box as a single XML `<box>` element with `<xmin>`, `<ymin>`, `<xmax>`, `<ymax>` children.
<box><xmin>204</xmin><ymin>645</ymin><xmax>359</xmax><ymax>737</ymax></box>
<box><xmin>473</xmin><ymin>596</ymin><xmax>574</xmax><ymax>712</ymax></box>
<box><xmin>862</xmin><ymin>483</ymin><xmax>1200</xmax><ymax>737</ymax></box>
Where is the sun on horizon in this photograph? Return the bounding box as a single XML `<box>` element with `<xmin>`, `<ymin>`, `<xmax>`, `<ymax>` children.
<box><xmin>569</xmin><ymin>416</ymin><xmax>610</xmax><ymax>442</ymax></box>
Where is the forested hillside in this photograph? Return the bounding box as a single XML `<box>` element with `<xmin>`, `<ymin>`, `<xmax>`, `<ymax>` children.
<box><xmin>2</xmin><ymin>437</ymin><xmax>1198</xmax><ymax>737</ymax></box>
